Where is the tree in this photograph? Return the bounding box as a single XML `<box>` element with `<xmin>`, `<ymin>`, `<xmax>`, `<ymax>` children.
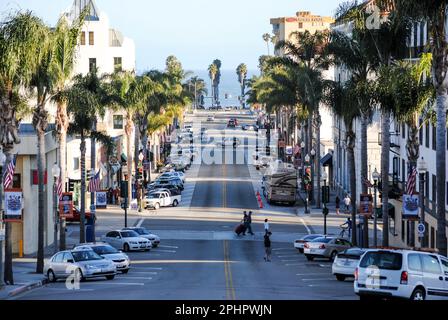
<box><xmin>263</xmin><ymin>33</ymin><xmax>272</xmax><ymax>55</ymax></box>
<box><xmin>66</xmin><ymin>72</ymin><xmax>112</xmax><ymax>243</ymax></box>
<box><xmin>185</xmin><ymin>76</ymin><xmax>207</xmax><ymax>108</ymax></box>
<box><xmin>212</xmin><ymin>59</ymin><xmax>222</xmax><ymax>106</ymax></box>
<box><xmin>236</xmin><ymin>64</ymin><xmax>248</xmax><ymax>108</ymax></box>
<box><xmin>0</xmin><ymin>11</ymin><xmax>49</xmax><ymax>284</ymax></box>
<box><xmin>208</xmin><ymin>64</ymin><xmax>218</xmax><ymax>107</ymax></box>
<box><xmin>393</xmin><ymin>0</ymin><xmax>448</xmax><ymax>256</ymax></box>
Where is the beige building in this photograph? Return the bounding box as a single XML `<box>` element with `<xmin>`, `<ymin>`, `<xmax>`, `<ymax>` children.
<box><xmin>270</xmin><ymin>11</ymin><xmax>334</xmax><ymax>56</ymax></box>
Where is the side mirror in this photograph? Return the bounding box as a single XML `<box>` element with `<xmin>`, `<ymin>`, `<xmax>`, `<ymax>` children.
<box><xmin>67</xmin><ymin>259</ymin><xmax>74</xmax><ymax>263</ymax></box>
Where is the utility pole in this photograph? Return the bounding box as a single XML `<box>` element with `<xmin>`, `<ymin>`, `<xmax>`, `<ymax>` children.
<box><xmin>0</xmin><ymin>150</ymin><xmax>5</xmax><ymax>288</ymax></box>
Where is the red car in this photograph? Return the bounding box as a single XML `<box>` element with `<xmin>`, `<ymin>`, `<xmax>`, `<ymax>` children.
<box><xmin>65</xmin><ymin>207</ymin><xmax>93</xmax><ymax>222</ymax></box>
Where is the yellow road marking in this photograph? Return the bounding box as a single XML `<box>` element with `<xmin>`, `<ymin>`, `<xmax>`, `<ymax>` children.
<box><xmin>223</xmin><ymin>240</ymin><xmax>236</xmax><ymax>300</ymax></box>
<box><xmin>222</xmin><ymin>160</ymin><xmax>227</xmax><ymax>208</ymax></box>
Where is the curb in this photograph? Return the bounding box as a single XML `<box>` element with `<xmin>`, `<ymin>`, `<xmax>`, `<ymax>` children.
<box><xmin>7</xmin><ymin>278</ymin><xmax>48</xmax><ymax>298</ymax></box>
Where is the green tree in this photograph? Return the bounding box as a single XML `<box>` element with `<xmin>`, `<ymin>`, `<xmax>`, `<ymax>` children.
<box><xmin>236</xmin><ymin>64</ymin><xmax>248</xmax><ymax>108</ymax></box>
<box><xmin>262</xmin><ymin>33</ymin><xmax>272</xmax><ymax>55</ymax></box>
<box><xmin>208</xmin><ymin>64</ymin><xmax>218</xmax><ymax>108</ymax></box>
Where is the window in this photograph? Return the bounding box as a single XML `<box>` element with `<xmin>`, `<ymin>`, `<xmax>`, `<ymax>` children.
<box><xmin>113</xmin><ymin>115</ymin><xmax>123</xmax><ymax>129</ymax></box>
<box><xmin>441</xmin><ymin>258</ymin><xmax>448</xmax><ymax>275</ymax></box>
<box><xmin>425</xmin><ymin>123</ymin><xmax>429</xmax><ymax>147</ymax></box>
<box><xmin>73</xmin><ymin>157</ymin><xmax>79</xmax><ymax>171</ymax></box>
<box><xmin>419</xmin><ymin>119</ymin><xmax>423</xmax><ymax>146</ymax></box>
<box><xmin>401</xmin><ymin>220</ymin><xmax>405</xmax><ymax>241</ymax></box>
<box><xmin>432</xmin><ymin>124</ymin><xmax>436</xmax><ymax>150</ymax></box>
<box><xmin>89</xmin><ymin>58</ymin><xmax>96</xmax><ymax>73</ymax></box>
<box><xmin>62</xmin><ymin>252</ymin><xmax>73</xmax><ymax>263</ymax></box>
<box><xmin>80</xmin><ymin>31</ymin><xmax>86</xmax><ymax>45</ymax></box>
<box><xmin>421</xmin><ymin>255</ymin><xmax>441</xmax><ymax>274</ymax></box>
<box><xmin>89</xmin><ymin>31</ymin><xmax>94</xmax><ymax>45</ymax></box>
<box><xmin>359</xmin><ymin>252</ymin><xmax>403</xmax><ymax>270</ymax></box>
<box><xmin>402</xmin><ymin>123</ymin><xmax>405</xmax><ymax>139</ymax></box>
<box><xmin>52</xmin><ymin>253</ymin><xmax>64</xmax><ymax>263</ymax></box>
<box><xmin>432</xmin><ymin>174</ymin><xmax>436</xmax><ymax>202</ymax></box>
<box><xmin>408</xmin><ymin>254</ymin><xmax>422</xmax><ymax>272</ymax></box>
<box><xmin>425</xmin><ymin>172</ymin><xmax>429</xmax><ymax>200</ymax></box>
<box><xmin>446</xmin><ymin>182</ymin><xmax>448</xmax><ymax>205</ymax></box>
<box><xmin>114</xmin><ymin>57</ymin><xmax>122</xmax><ymax>72</ymax></box>
<box><xmin>431</xmin><ymin>226</ymin><xmax>435</xmax><ymax>248</ymax></box>
<box><xmin>298</xmin><ymin>22</ymin><xmax>303</xmax><ymax>29</ymax></box>
<box><xmin>12</xmin><ymin>173</ymin><xmax>21</xmax><ymax>188</ymax></box>
<box><xmin>401</xmin><ymin>159</ymin><xmax>405</xmax><ymax>184</ymax></box>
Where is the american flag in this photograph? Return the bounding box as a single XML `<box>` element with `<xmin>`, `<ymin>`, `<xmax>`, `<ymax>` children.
<box><xmin>57</xmin><ymin>175</ymin><xmax>63</xmax><ymax>200</ymax></box>
<box><xmin>87</xmin><ymin>170</ymin><xmax>101</xmax><ymax>193</ymax></box>
<box><xmin>3</xmin><ymin>154</ymin><xmax>17</xmax><ymax>190</ymax></box>
<box><xmin>363</xmin><ymin>176</ymin><xmax>373</xmax><ymax>188</ymax></box>
<box><xmin>406</xmin><ymin>164</ymin><xmax>417</xmax><ymax>195</ymax></box>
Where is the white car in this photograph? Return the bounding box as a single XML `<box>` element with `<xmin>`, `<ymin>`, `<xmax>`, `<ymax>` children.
<box><xmin>144</xmin><ymin>191</ymin><xmax>181</xmax><ymax>209</ymax></box>
<box><xmin>158</xmin><ymin>171</ymin><xmax>186</xmax><ymax>183</ymax></box>
<box><xmin>102</xmin><ymin>230</ymin><xmax>152</xmax><ymax>252</ymax></box>
<box><xmin>207</xmin><ymin>115</ymin><xmax>214</xmax><ymax>121</ymax></box>
<box><xmin>123</xmin><ymin>227</ymin><xmax>161</xmax><ymax>248</ymax></box>
<box><xmin>332</xmin><ymin>247</ymin><xmax>366</xmax><ymax>281</ymax></box>
<box><xmin>355</xmin><ymin>249</ymin><xmax>448</xmax><ymax>300</ymax></box>
<box><xmin>73</xmin><ymin>243</ymin><xmax>131</xmax><ymax>274</ymax></box>
<box><xmin>294</xmin><ymin>234</ymin><xmax>324</xmax><ymax>253</ymax></box>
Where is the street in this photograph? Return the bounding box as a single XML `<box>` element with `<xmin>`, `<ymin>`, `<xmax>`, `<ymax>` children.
<box><xmin>12</xmin><ymin>110</ymin><xmax>357</xmax><ymax>300</ymax></box>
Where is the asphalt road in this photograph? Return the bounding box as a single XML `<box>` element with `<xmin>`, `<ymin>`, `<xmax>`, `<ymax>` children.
<box><xmin>13</xmin><ymin>110</ymin><xmax>358</xmax><ymax>300</ymax></box>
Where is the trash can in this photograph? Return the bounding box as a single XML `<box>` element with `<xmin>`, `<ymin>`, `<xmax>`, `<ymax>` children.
<box><xmin>86</xmin><ymin>224</ymin><xmax>94</xmax><ymax>242</ymax></box>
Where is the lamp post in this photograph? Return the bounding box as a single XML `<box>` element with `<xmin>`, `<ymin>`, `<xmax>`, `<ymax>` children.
<box><xmin>417</xmin><ymin>157</ymin><xmax>427</xmax><ymax>248</ymax></box>
<box><xmin>304</xmin><ymin>154</ymin><xmax>310</xmax><ymax>214</ymax></box>
<box><xmin>322</xmin><ymin>171</ymin><xmax>328</xmax><ymax>235</ymax></box>
<box><xmin>372</xmin><ymin>168</ymin><xmax>380</xmax><ymax>247</ymax></box>
<box><xmin>0</xmin><ymin>149</ymin><xmax>6</xmax><ymax>287</ymax></box>
<box><xmin>300</xmin><ymin>141</ymin><xmax>305</xmax><ymax>185</ymax></box>
<box><xmin>310</xmin><ymin>148</ymin><xmax>316</xmax><ymax>205</ymax></box>
<box><xmin>138</xmin><ymin>152</ymin><xmax>144</xmax><ymax>212</ymax></box>
<box><xmin>52</xmin><ymin>163</ymin><xmax>61</xmax><ymax>254</ymax></box>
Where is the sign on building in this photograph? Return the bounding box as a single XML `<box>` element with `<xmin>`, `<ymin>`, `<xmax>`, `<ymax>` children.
<box><xmin>402</xmin><ymin>194</ymin><xmax>419</xmax><ymax>220</ymax></box>
<box><xmin>96</xmin><ymin>191</ymin><xmax>107</xmax><ymax>209</ymax></box>
<box><xmin>4</xmin><ymin>189</ymin><xmax>23</xmax><ymax>222</ymax></box>
<box><xmin>59</xmin><ymin>192</ymin><xmax>74</xmax><ymax>218</ymax></box>
<box><xmin>359</xmin><ymin>193</ymin><xmax>373</xmax><ymax>217</ymax></box>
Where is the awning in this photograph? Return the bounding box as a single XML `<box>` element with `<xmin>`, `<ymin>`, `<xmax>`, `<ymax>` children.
<box><xmin>320</xmin><ymin>153</ymin><xmax>333</xmax><ymax>166</ymax></box>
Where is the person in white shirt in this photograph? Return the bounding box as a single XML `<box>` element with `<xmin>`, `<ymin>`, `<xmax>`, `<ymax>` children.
<box><xmin>264</xmin><ymin>219</ymin><xmax>270</xmax><ymax>234</ymax></box>
<box><xmin>343</xmin><ymin>195</ymin><xmax>351</xmax><ymax>213</ymax></box>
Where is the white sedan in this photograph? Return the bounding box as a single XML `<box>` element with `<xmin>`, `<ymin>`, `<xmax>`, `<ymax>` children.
<box><xmin>331</xmin><ymin>248</ymin><xmax>366</xmax><ymax>281</ymax></box>
<box><xmin>293</xmin><ymin>234</ymin><xmax>324</xmax><ymax>253</ymax></box>
<box><xmin>102</xmin><ymin>230</ymin><xmax>152</xmax><ymax>252</ymax></box>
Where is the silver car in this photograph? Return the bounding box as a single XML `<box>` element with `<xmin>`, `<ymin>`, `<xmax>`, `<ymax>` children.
<box><xmin>294</xmin><ymin>234</ymin><xmax>324</xmax><ymax>253</ymax></box>
<box><xmin>44</xmin><ymin>249</ymin><xmax>116</xmax><ymax>282</ymax></box>
<box><xmin>122</xmin><ymin>227</ymin><xmax>160</xmax><ymax>248</ymax></box>
<box><xmin>303</xmin><ymin>236</ymin><xmax>353</xmax><ymax>261</ymax></box>
<box><xmin>102</xmin><ymin>230</ymin><xmax>152</xmax><ymax>252</ymax></box>
<box><xmin>332</xmin><ymin>247</ymin><xmax>366</xmax><ymax>281</ymax></box>
<box><xmin>73</xmin><ymin>243</ymin><xmax>131</xmax><ymax>274</ymax></box>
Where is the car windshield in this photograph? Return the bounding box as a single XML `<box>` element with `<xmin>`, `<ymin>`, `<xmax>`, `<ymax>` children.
<box><xmin>359</xmin><ymin>251</ymin><xmax>403</xmax><ymax>270</ymax></box>
<box><xmin>148</xmin><ymin>194</ymin><xmax>161</xmax><ymax>199</ymax></box>
<box><xmin>72</xmin><ymin>250</ymin><xmax>103</xmax><ymax>262</ymax></box>
<box><xmin>92</xmin><ymin>245</ymin><xmax>119</xmax><ymax>255</ymax></box>
<box><xmin>311</xmin><ymin>237</ymin><xmax>332</xmax><ymax>243</ymax></box>
<box><xmin>135</xmin><ymin>228</ymin><xmax>150</xmax><ymax>235</ymax></box>
<box><xmin>120</xmin><ymin>231</ymin><xmax>140</xmax><ymax>238</ymax></box>
<box><xmin>303</xmin><ymin>235</ymin><xmax>321</xmax><ymax>240</ymax></box>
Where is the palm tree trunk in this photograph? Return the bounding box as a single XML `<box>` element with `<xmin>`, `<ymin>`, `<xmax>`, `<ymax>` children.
<box><xmin>134</xmin><ymin>121</ymin><xmax>140</xmax><ymax>210</ymax></box>
<box><xmin>435</xmin><ymin>91</ymin><xmax>447</xmax><ymax>256</ymax></box>
<box><xmin>315</xmin><ymin>112</ymin><xmax>322</xmax><ymax>209</ymax></box>
<box><xmin>360</xmin><ymin>112</ymin><xmax>369</xmax><ymax>248</ymax></box>
<box><xmin>381</xmin><ymin>109</ymin><xmax>391</xmax><ymax>247</ymax></box>
<box><xmin>79</xmin><ymin>132</ymin><xmax>86</xmax><ymax>243</ymax></box>
<box><xmin>56</xmin><ymin>100</ymin><xmax>69</xmax><ymax>195</ymax></box>
<box><xmin>90</xmin><ymin>120</ymin><xmax>96</xmax><ymax>208</ymax></box>
<box><xmin>347</xmin><ymin>130</ymin><xmax>357</xmax><ymax>246</ymax></box>
<box><xmin>3</xmin><ymin>149</ymin><xmax>14</xmax><ymax>285</ymax></box>
<box><xmin>125</xmin><ymin>115</ymin><xmax>133</xmax><ymax>207</ymax></box>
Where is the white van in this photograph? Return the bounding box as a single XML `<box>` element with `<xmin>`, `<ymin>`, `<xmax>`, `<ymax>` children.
<box><xmin>354</xmin><ymin>249</ymin><xmax>448</xmax><ymax>300</ymax></box>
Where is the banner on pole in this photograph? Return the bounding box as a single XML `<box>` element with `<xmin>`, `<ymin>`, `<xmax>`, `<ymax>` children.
<box><xmin>402</xmin><ymin>194</ymin><xmax>419</xmax><ymax>220</ymax></box>
<box><xmin>4</xmin><ymin>189</ymin><xmax>23</xmax><ymax>222</ymax></box>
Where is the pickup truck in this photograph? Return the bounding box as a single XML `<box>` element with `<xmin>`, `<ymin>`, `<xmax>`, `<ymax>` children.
<box><xmin>143</xmin><ymin>191</ymin><xmax>181</xmax><ymax>210</ymax></box>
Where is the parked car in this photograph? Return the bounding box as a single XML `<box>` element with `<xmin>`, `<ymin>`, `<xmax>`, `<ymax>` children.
<box><xmin>147</xmin><ymin>183</ymin><xmax>182</xmax><ymax>195</ymax></box>
<box><xmin>216</xmin><ymin>137</ymin><xmax>241</xmax><ymax>148</ymax></box>
<box><xmin>227</xmin><ymin>119</ymin><xmax>236</xmax><ymax>127</ymax></box>
<box><xmin>294</xmin><ymin>234</ymin><xmax>324</xmax><ymax>253</ymax></box>
<box><xmin>44</xmin><ymin>249</ymin><xmax>117</xmax><ymax>282</ymax></box>
<box><xmin>242</xmin><ymin>124</ymin><xmax>258</xmax><ymax>131</ymax></box>
<box><xmin>332</xmin><ymin>247</ymin><xmax>367</xmax><ymax>281</ymax></box>
<box><xmin>207</xmin><ymin>115</ymin><xmax>214</xmax><ymax>121</ymax></box>
<box><xmin>122</xmin><ymin>227</ymin><xmax>160</xmax><ymax>247</ymax></box>
<box><xmin>65</xmin><ymin>207</ymin><xmax>93</xmax><ymax>223</ymax></box>
<box><xmin>144</xmin><ymin>190</ymin><xmax>181</xmax><ymax>209</ymax></box>
<box><xmin>73</xmin><ymin>243</ymin><xmax>130</xmax><ymax>274</ymax></box>
<box><xmin>355</xmin><ymin>249</ymin><xmax>448</xmax><ymax>300</ymax></box>
<box><xmin>102</xmin><ymin>230</ymin><xmax>152</xmax><ymax>252</ymax></box>
<box><xmin>155</xmin><ymin>177</ymin><xmax>184</xmax><ymax>191</ymax></box>
<box><xmin>158</xmin><ymin>171</ymin><xmax>186</xmax><ymax>183</ymax></box>
<box><xmin>303</xmin><ymin>236</ymin><xmax>353</xmax><ymax>261</ymax></box>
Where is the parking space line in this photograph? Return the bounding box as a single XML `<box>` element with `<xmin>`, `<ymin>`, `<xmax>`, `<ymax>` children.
<box><xmin>81</xmin><ymin>282</ymin><xmax>145</xmax><ymax>286</ymax></box>
<box><xmin>296</xmin><ymin>273</ymin><xmax>330</xmax><ymax>276</ymax></box>
<box><xmin>299</xmin><ymin>218</ymin><xmax>311</xmax><ymax>234</ymax></box>
<box><xmin>272</xmin><ymin>248</ymin><xmax>294</xmax><ymax>251</ymax></box>
<box><xmin>126</xmin><ymin>271</ymin><xmax>158</xmax><ymax>274</ymax></box>
<box><xmin>136</xmin><ymin>218</ymin><xmax>145</xmax><ymax>228</ymax></box>
<box><xmin>277</xmin><ymin>255</ymin><xmax>300</xmax><ymax>258</ymax></box>
<box><xmin>130</xmin><ymin>267</ymin><xmax>163</xmax><ymax>270</ymax></box>
<box><xmin>281</xmin><ymin>259</ymin><xmax>302</xmax><ymax>262</ymax></box>
<box><xmin>302</xmin><ymin>278</ymin><xmax>335</xmax><ymax>281</ymax></box>
<box><xmin>285</xmin><ymin>263</ymin><xmax>303</xmax><ymax>266</ymax></box>
<box><xmin>118</xmin><ymin>277</ymin><xmax>153</xmax><ymax>280</ymax></box>
<box><xmin>154</xmin><ymin>249</ymin><xmax>177</xmax><ymax>253</ymax></box>
<box><xmin>158</xmin><ymin>245</ymin><xmax>179</xmax><ymax>249</ymax></box>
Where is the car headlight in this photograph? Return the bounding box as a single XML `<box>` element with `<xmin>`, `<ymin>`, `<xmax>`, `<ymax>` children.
<box><xmin>130</xmin><ymin>241</ymin><xmax>138</xmax><ymax>244</ymax></box>
<box><xmin>85</xmin><ymin>264</ymin><xmax>98</xmax><ymax>270</ymax></box>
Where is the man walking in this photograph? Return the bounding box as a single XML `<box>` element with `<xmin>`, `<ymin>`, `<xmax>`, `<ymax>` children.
<box><xmin>335</xmin><ymin>196</ymin><xmax>340</xmax><ymax>215</ymax></box>
<box><xmin>264</xmin><ymin>218</ymin><xmax>270</xmax><ymax>234</ymax></box>
<box><xmin>246</xmin><ymin>211</ymin><xmax>254</xmax><ymax>235</ymax></box>
<box><xmin>264</xmin><ymin>232</ymin><xmax>272</xmax><ymax>262</ymax></box>
<box><xmin>343</xmin><ymin>194</ymin><xmax>351</xmax><ymax>213</ymax></box>
<box><xmin>242</xmin><ymin>211</ymin><xmax>249</xmax><ymax>236</ymax></box>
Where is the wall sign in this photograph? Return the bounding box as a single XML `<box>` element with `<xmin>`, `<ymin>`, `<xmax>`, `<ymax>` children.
<box><xmin>59</xmin><ymin>192</ymin><xmax>74</xmax><ymax>218</ymax></box>
<box><xmin>4</xmin><ymin>189</ymin><xmax>23</xmax><ymax>222</ymax></box>
<box><xmin>96</xmin><ymin>191</ymin><xmax>107</xmax><ymax>209</ymax></box>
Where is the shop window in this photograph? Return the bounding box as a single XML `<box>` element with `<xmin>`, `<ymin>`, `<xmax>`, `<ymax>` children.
<box><xmin>89</xmin><ymin>31</ymin><xmax>94</xmax><ymax>45</ymax></box>
<box><xmin>80</xmin><ymin>32</ymin><xmax>86</xmax><ymax>45</ymax></box>
<box><xmin>113</xmin><ymin>115</ymin><xmax>124</xmax><ymax>129</ymax></box>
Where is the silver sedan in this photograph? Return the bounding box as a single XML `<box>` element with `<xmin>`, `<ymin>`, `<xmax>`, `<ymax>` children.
<box><xmin>303</xmin><ymin>236</ymin><xmax>353</xmax><ymax>261</ymax></box>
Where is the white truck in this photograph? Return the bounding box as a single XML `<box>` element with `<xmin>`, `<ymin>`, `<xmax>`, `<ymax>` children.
<box><xmin>144</xmin><ymin>191</ymin><xmax>181</xmax><ymax>210</ymax></box>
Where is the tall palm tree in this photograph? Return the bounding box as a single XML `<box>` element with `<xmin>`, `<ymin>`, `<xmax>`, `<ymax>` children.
<box><xmin>393</xmin><ymin>0</ymin><xmax>448</xmax><ymax>256</ymax></box>
<box><xmin>185</xmin><ymin>76</ymin><xmax>207</xmax><ymax>108</ymax></box>
<box><xmin>236</xmin><ymin>64</ymin><xmax>248</xmax><ymax>108</ymax></box>
<box><xmin>0</xmin><ymin>11</ymin><xmax>49</xmax><ymax>284</ymax></box>
<box><xmin>263</xmin><ymin>33</ymin><xmax>272</xmax><ymax>55</ymax></box>
<box><xmin>208</xmin><ymin>64</ymin><xmax>218</xmax><ymax>108</ymax></box>
<box><xmin>212</xmin><ymin>59</ymin><xmax>222</xmax><ymax>106</ymax></box>
<box><xmin>66</xmin><ymin>72</ymin><xmax>112</xmax><ymax>243</ymax></box>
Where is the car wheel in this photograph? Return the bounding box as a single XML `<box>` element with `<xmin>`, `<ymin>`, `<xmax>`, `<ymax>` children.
<box><xmin>106</xmin><ymin>275</ymin><xmax>115</xmax><ymax>280</ymax></box>
<box><xmin>74</xmin><ymin>268</ymin><xmax>85</xmax><ymax>282</ymax></box>
<box><xmin>121</xmin><ymin>269</ymin><xmax>129</xmax><ymax>274</ymax></box>
<box><xmin>298</xmin><ymin>248</ymin><xmax>304</xmax><ymax>254</ymax></box>
<box><xmin>330</xmin><ymin>251</ymin><xmax>338</xmax><ymax>262</ymax></box>
<box><xmin>411</xmin><ymin>288</ymin><xmax>426</xmax><ymax>300</ymax></box>
<box><xmin>172</xmin><ymin>200</ymin><xmax>178</xmax><ymax>207</ymax></box>
<box><xmin>47</xmin><ymin>269</ymin><xmax>57</xmax><ymax>283</ymax></box>
<box><xmin>154</xmin><ymin>203</ymin><xmax>160</xmax><ymax>210</ymax></box>
<box><xmin>305</xmin><ymin>255</ymin><xmax>314</xmax><ymax>261</ymax></box>
<box><xmin>335</xmin><ymin>274</ymin><xmax>346</xmax><ymax>281</ymax></box>
<box><xmin>123</xmin><ymin>243</ymin><xmax>130</xmax><ymax>252</ymax></box>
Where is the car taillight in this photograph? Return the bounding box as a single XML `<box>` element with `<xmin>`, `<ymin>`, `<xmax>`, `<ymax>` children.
<box><xmin>304</xmin><ymin>243</ymin><xmax>309</xmax><ymax>248</ymax></box>
<box><xmin>319</xmin><ymin>244</ymin><xmax>326</xmax><ymax>249</ymax></box>
<box><xmin>400</xmin><ymin>271</ymin><xmax>408</xmax><ymax>285</ymax></box>
<box><xmin>354</xmin><ymin>268</ymin><xmax>358</xmax><ymax>281</ymax></box>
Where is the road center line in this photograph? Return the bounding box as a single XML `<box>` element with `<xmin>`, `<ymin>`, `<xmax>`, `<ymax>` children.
<box><xmin>299</xmin><ymin>218</ymin><xmax>311</xmax><ymax>234</ymax></box>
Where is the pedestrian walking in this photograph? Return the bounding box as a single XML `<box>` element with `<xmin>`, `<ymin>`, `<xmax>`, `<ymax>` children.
<box><xmin>343</xmin><ymin>194</ymin><xmax>351</xmax><ymax>213</ymax></box>
<box><xmin>335</xmin><ymin>196</ymin><xmax>340</xmax><ymax>215</ymax></box>
<box><xmin>264</xmin><ymin>232</ymin><xmax>272</xmax><ymax>262</ymax></box>
<box><xmin>246</xmin><ymin>211</ymin><xmax>254</xmax><ymax>235</ymax></box>
<box><xmin>242</xmin><ymin>211</ymin><xmax>248</xmax><ymax>236</ymax></box>
<box><xmin>264</xmin><ymin>219</ymin><xmax>270</xmax><ymax>234</ymax></box>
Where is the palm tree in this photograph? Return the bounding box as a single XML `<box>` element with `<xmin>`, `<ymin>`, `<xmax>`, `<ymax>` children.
<box><xmin>236</xmin><ymin>64</ymin><xmax>248</xmax><ymax>108</ymax></box>
<box><xmin>263</xmin><ymin>33</ymin><xmax>272</xmax><ymax>55</ymax></box>
<box><xmin>393</xmin><ymin>0</ymin><xmax>448</xmax><ymax>256</ymax></box>
<box><xmin>66</xmin><ymin>72</ymin><xmax>112</xmax><ymax>243</ymax></box>
<box><xmin>185</xmin><ymin>76</ymin><xmax>207</xmax><ymax>108</ymax></box>
<box><xmin>208</xmin><ymin>64</ymin><xmax>218</xmax><ymax>107</ymax></box>
<box><xmin>212</xmin><ymin>59</ymin><xmax>222</xmax><ymax>106</ymax></box>
<box><xmin>0</xmin><ymin>11</ymin><xmax>49</xmax><ymax>284</ymax></box>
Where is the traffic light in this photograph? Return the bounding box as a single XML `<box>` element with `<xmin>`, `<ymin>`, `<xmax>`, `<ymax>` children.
<box><xmin>303</xmin><ymin>166</ymin><xmax>311</xmax><ymax>186</ymax></box>
<box><xmin>68</xmin><ymin>179</ymin><xmax>75</xmax><ymax>192</ymax></box>
<box><xmin>137</xmin><ymin>167</ymin><xmax>143</xmax><ymax>180</ymax></box>
<box><xmin>120</xmin><ymin>181</ymin><xmax>128</xmax><ymax>198</ymax></box>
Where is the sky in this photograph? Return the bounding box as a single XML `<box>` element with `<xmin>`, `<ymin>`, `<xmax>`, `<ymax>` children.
<box><xmin>1</xmin><ymin>0</ymin><xmax>346</xmax><ymax>72</ymax></box>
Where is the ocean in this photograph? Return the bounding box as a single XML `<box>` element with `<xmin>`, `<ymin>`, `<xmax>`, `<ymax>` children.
<box><xmin>191</xmin><ymin>69</ymin><xmax>259</xmax><ymax>107</ymax></box>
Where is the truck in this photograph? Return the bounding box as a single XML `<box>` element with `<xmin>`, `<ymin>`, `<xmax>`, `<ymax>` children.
<box><xmin>143</xmin><ymin>191</ymin><xmax>181</xmax><ymax>210</ymax></box>
<box><xmin>263</xmin><ymin>160</ymin><xmax>297</xmax><ymax>206</ymax></box>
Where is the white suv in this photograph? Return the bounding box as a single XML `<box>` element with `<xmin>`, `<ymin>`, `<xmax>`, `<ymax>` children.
<box><xmin>354</xmin><ymin>249</ymin><xmax>448</xmax><ymax>300</ymax></box>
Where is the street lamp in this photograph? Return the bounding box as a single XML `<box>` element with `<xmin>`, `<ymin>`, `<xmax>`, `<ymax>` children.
<box><xmin>304</xmin><ymin>154</ymin><xmax>310</xmax><ymax>214</ymax></box>
<box><xmin>138</xmin><ymin>152</ymin><xmax>144</xmax><ymax>212</ymax></box>
<box><xmin>310</xmin><ymin>148</ymin><xmax>316</xmax><ymax>204</ymax></box>
<box><xmin>372</xmin><ymin>168</ymin><xmax>380</xmax><ymax>247</ymax></box>
<box><xmin>322</xmin><ymin>171</ymin><xmax>328</xmax><ymax>235</ymax></box>
<box><xmin>417</xmin><ymin>157</ymin><xmax>427</xmax><ymax>248</ymax></box>
<box><xmin>52</xmin><ymin>163</ymin><xmax>61</xmax><ymax>253</ymax></box>
<box><xmin>0</xmin><ymin>149</ymin><xmax>6</xmax><ymax>287</ymax></box>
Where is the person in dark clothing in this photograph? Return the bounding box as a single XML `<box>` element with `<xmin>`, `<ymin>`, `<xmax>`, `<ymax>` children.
<box><xmin>335</xmin><ymin>196</ymin><xmax>340</xmax><ymax>215</ymax></box>
<box><xmin>242</xmin><ymin>211</ymin><xmax>248</xmax><ymax>235</ymax></box>
<box><xmin>246</xmin><ymin>211</ymin><xmax>254</xmax><ymax>235</ymax></box>
<box><xmin>264</xmin><ymin>232</ymin><xmax>272</xmax><ymax>261</ymax></box>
